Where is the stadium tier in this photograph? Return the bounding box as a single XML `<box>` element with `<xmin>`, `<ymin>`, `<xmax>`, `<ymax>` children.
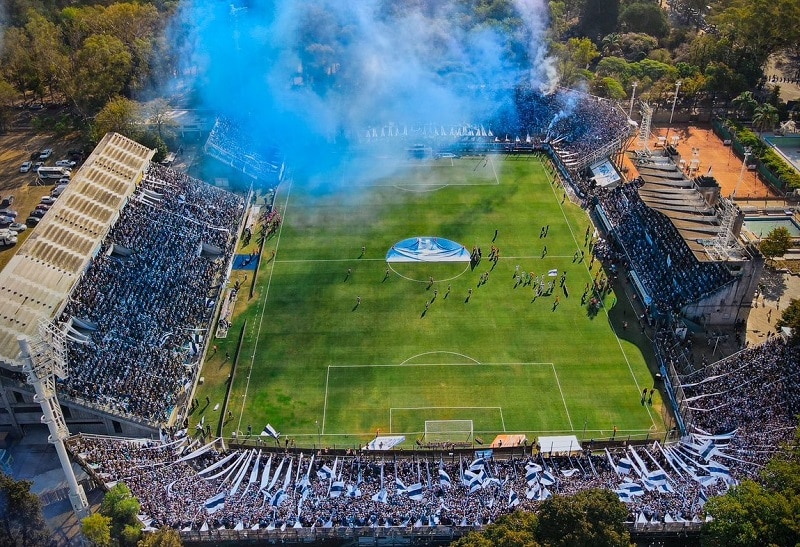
<box><xmin>0</xmin><ymin>133</ymin><xmax>246</xmax><ymax>436</ymax></box>
<box><xmin>204</xmin><ymin>117</ymin><xmax>285</xmax><ymax>183</ymax></box>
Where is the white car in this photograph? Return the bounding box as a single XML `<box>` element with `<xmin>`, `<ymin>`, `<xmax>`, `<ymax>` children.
<box><xmin>20</xmin><ymin>161</ymin><xmax>33</xmax><ymax>173</ymax></box>
<box><xmin>39</xmin><ymin>148</ymin><xmax>53</xmax><ymax>160</ymax></box>
<box><xmin>40</xmin><ymin>196</ymin><xmax>57</xmax><ymax>205</ymax></box>
<box><xmin>8</xmin><ymin>222</ymin><xmax>26</xmax><ymax>233</ymax></box>
<box><xmin>55</xmin><ymin>159</ymin><xmax>77</xmax><ymax>168</ymax></box>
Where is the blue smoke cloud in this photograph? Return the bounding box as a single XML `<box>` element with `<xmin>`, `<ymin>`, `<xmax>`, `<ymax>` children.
<box><xmin>170</xmin><ymin>0</ymin><xmax>554</xmax><ymax>174</ymax></box>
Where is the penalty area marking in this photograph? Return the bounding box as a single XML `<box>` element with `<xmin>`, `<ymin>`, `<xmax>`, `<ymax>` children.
<box><xmin>322</xmin><ymin>361</ymin><xmax>553</xmax><ymax>434</ymax></box>
<box><xmin>389</xmin><ymin>406</ymin><xmax>506</xmax><ymax>434</ymax></box>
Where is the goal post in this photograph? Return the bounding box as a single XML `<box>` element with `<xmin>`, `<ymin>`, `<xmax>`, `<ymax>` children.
<box><xmin>424</xmin><ymin>420</ymin><xmax>473</xmax><ymax>443</ymax></box>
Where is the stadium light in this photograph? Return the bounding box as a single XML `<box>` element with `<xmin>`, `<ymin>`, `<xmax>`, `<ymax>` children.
<box><xmin>732</xmin><ymin>147</ymin><xmax>752</xmax><ymax>199</ymax></box>
<box><xmin>628</xmin><ymin>81</ymin><xmax>638</xmax><ymax>119</ymax></box>
<box><xmin>669</xmin><ymin>80</ymin><xmax>682</xmax><ymax>126</ymax></box>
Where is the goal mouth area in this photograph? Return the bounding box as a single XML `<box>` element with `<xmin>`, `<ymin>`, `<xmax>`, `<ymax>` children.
<box><xmin>386</xmin><ymin>237</ymin><xmax>471</xmax><ymax>263</ymax></box>
<box><xmin>424</xmin><ymin>419</ymin><xmax>474</xmax><ymax>444</ymax></box>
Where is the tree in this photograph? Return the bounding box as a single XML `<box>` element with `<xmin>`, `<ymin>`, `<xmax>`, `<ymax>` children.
<box><xmin>82</xmin><ymin>513</ymin><xmax>112</xmax><ymax>547</ymax></box>
<box><xmin>452</xmin><ymin>510</ymin><xmax>540</xmax><ymax>547</ymax></box>
<box><xmin>731</xmin><ymin>91</ymin><xmax>758</xmax><ymax>119</ymax></box>
<box><xmin>537</xmin><ymin>489</ymin><xmax>632</xmax><ymax>547</ymax></box>
<box><xmin>93</xmin><ymin>96</ymin><xmax>140</xmax><ymax>141</ymax></box>
<box><xmin>776</xmin><ymin>298</ymin><xmax>800</xmax><ymax>345</ymax></box>
<box><xmin>759</xmin><ymin>226</ymin><xmax>792</xmax><ymax>262</ymax></box>
<box><xmin>565</xmin><ymin>37</ymin><xmax>600</xmax><ymax>69</ymax></box>
<box><xmin>752</xmin><ymin>103</ymin><xmax>779</xmax><ymax>135</ymax></box>
<box><xmin>69</xmin><ymin>34</ymin><xmax>132</xmax><ymax>115</ymax></box>
<box><xmin>138</xmin><ymin>527</ymin><xmax>183</xmax><ymax>547</ymax></box>
<box><xmin>144</xmin><ymin>98</ymin><xmax>176</xmax><ymax>142</ymax></box>
<box><xmin>592</xmin><ymin>76</ymin><xmax>627</xmax><ymax>99</ymax></box>
<box><xmin>703</xmin><ymin>426</ymin><xmax>800</xmax><ymax>546</ymax></box>
<box><xmin>99</xmin><ymin>483</ymin><xmax>142</xmax><ymax>546</ymax></box>
<box><xmin>618</xmin><ymin>3</ymin><xmax>669</xmax><ymax>39</ymax></box>
<box><xmin>578</xmin><ymin>0</ymin><xmax>620</xmax><ymax>41</ymax></box>
<box><xmin>0</xmin><ymin>473</ymin><xmax>52</xmax><ymax>547</ymax></box>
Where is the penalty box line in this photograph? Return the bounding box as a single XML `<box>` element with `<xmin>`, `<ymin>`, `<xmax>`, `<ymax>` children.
<box><xmin>323</xmin><ymin>362</ymin><xmax>555</xmax><ymax>435</ymax></box>
<box><xmin>389</xmin><ymin>406</ymin><xmax>506</xmax><ymax>435</ymax></box>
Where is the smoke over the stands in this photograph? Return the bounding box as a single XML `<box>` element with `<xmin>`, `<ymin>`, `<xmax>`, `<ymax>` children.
<box><xmin>170</xmin><ymin>0</ymin><xmax>555</xmax><ymax>171</ymax></box>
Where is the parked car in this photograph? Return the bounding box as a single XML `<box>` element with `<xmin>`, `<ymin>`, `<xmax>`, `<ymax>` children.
<box><xmin>20</xmin><ymin>161</ymin><xmax>32</xmax><ymax>173</ymax></box>
<box><xmin>26</xmin><ymin>216</ymin><xmax>41</xmax><ymax>226</ymax></box>
<box><xmin>0</xmin><ymin>231</ymin><xmax>18</xmax><ymax>246</ymax></box>
<box><xmin>55</xmin><ymin>159</ymin><xmax>77</xmax><ymax>168</ymax></box>
<box><xmin>34</xmin><ymin>161</ymin><xmax>44</xmax><ymax>170</ymax></box>
<box><xmin>51</xmin><ymin>186</ymin><xmax>68</xmax><ymax>198</ymax></box>
<box><xmin>8</xmin><ymin>222</ymin><xmax>26</xmax><ymax>233</ymax></box>
<box><xmin>29</xmin><ymin>209</ymin><xmax>46</xmax><ymax>218</ymax></box>
<box><xmin>0</xmin><ymin>196</ymin><xmax>14</xmax><ymax>209</ymax></box>
<box><xmin>39</xmin><ymin>148</ymin><xmax>53</xmax><ymax>160</ymax></box>
<box><xmin>40</xmin><ymin>196</ymin><xmax>57</xmax><ymax>205</ymax></box>
<box><xmin>57</xmin><ymin>177</ymin><xmax>70</xmax><ymax>185</ymax></box>
<box><xmin>35</xmin><ymin>204</ymin><xmax>51</xmax><ymax>212</ymax></box>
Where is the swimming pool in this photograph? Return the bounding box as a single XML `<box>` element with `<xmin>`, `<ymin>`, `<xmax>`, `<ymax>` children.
<box><xmin>743</xmin><ymin>216</ymin><xmax>800</xmax><ymax>238</ymax></box>
<box><xmin>762</xmin><ymin>135</ymin><xmax>800</xmax><ymax>173</ymax></box>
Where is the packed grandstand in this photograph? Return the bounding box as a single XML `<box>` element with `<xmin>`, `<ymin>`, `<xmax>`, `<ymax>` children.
<box><xmin>57</xmin><ymin>163</ymin><xmax>245</xmax><ymax>425</ymax></box>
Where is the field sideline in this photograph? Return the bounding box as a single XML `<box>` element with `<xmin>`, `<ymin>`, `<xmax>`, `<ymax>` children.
<box><xmin>195</xmin><ymin>154</ymin><xmax>663</xmax><ymax>448</ymax></box>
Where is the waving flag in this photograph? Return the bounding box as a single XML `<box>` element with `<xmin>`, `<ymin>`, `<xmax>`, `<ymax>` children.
<box><xmin>616</xmin><ymin>458</ymin><xmax>634</xmax><ymax>476</ymax></box>
<box><xmin>261</xmin><ymin>424</ymin><xmax>280</xmax><ymax>439</ymax></box>
<box><xmin>526</xmin><ymin>467</ymin><xmax>540</xmax><ymax>486</ymax></box>
<box><xmin>371</xmin><ymin>488</ymin><xmax>388</xmax><ymax>503</ymax></box>
<box><xmin>329</xmin><ymin>481</ymin><xmax>345</xmax><ymax>498</ymax></box>
<box><xmin>439</xmin><ymin>468</ymin><xmax>452</xmax><ymax>488</ymax></box>
<box><xmin>407</xmin><ymin>483</ymin><xmax>424</xmax><ymax>501</ymax></box>
<box><xmin>316</xmin><ymin>464</ymin><xmax>333</xmax><ymax>480</ymax></box>
<box><xmin>395</xmin><ymin>477</ymin><xmax>407</xmax><ymax>495</ymax></box>
<box><xmin>508</xmin><ymin>489</ymin><xmax>520</xmax><ymax>508</ymax></box>
<box><xmin>540</xmin><ymin>471</ymin><xmax>556</xmax><ymax>486</ymax></box>
<box><xmin>204</xmin><ymin>492</ymin><xmax>226</xmax><ymax>514</ymax></box>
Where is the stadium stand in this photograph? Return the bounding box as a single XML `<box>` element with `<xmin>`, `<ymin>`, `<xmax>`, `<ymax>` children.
<box><xmin>0</xmin><ymin>134</ymin><xmax>246</xmax><ymax>436</ymax></box>
<box><xmin>204</xmin><ymin>118</ymin><xmax>285</xmax><ymax>183</ymax></box>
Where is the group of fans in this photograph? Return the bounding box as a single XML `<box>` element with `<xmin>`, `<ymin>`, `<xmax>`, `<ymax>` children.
<box><xmin>593</xmin><ymin>179</ymin><xmax>732</xmax><ymax>313</ymax></box>
<box><xmin>68</xmin><ymin>331</ymin><xmax>799</xmax><ymax>536</ymax></box>
<box><xmin>204</xmin><ymin>118</ymin><xmax>283</xmax><ymax>182</ymax></box>
<box><xmin>57</xmin><ymin>164</ymin><xmax>245</xmax><ymax>424</ymax></box>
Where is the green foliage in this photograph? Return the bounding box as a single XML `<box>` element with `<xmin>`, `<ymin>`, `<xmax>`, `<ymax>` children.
<box><xmin>92</xmin><ymin>96</ymin><xmax>140</xmax><ymax>142</ymax></box>
<box><xmin>725</xmin><ymin>123</ymin><xmax>800</xmax><ymax>191</ymax></box>
<box><xmin>759</xmin><ymin>227</ymin><xmax>793</xmax><ymax>260</ymax></box>
<box><xmin>592</xmin><ymin>76</ymin><xmax>627</xmax><ymax>99</ymax></box>
<box><xmin>578</xmin><ymin>0</ymin><xmax>620</xmax><ymax>40</ymax></box>
<box><xmin>137</xmin><ymin>527</ymin><xmax>183</xmax><ymax>547</ymax></box>
<box><xmin>752</xmin><ymin>103</ymin><xmax>779</xmax><ymax>134</ymax></box>
<box><xmin>616</xmin><ymin>32</ymin><xmax>659</xmax><ymax>62</ymax></box>
<box><xmin>618</xmin><ymin>2</ymin><xmax>669</xmax><ymax>38</ymax></box>
<box><xmin>137</xmin><ymin>132</ymin><xmax>168</xmax><ymax>162</ymax></box>
<box><xmin>82</xmin><ymin>513</ymin><xmax>113</xmax><ymax>547</ymax></box>
<box><xmin>775</xmin><ymin>299</ymin><xmax>800</xmax><ymax>346</ymax></box>
<box><xmin>453</xmin><ymin>511</ymin><xmax>540</xmax><ymax>546</ymax></box>
<box><xmin>100</xmin><ymin>483</ymin><xmax>142</xmax><ymax>546</ymax></box>
<box><xmin>537</xmin><ymin>489</ymin><xmax>632</xmax><ymax>547</ymax></box>
<box><xmin>0</xmin><ymin>473</ymin><xmax>52</xmax><ymax>547</ymax></box>
<box><xmin>731</xmin><ymin>91</ymin><xmax>758</xmax><ymax>119</ymax></box>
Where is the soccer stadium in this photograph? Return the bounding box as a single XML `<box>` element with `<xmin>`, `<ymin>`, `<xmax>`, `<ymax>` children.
<box><xmin>0</xmin><ymin>80</ymin><xmax>797</xmax><ymax>543</ymax></box>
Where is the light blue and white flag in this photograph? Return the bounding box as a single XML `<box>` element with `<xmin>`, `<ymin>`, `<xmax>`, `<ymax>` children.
<box><xmin>508</xmin><ymin>489</ymin><xmax>520</xmax><ymax>508</ymax></box>
<box><xmin>540</xmin><ymin>471</ymin><xmax>556</xmax><ymax>486</ymax></box>
<box><xmin>439</xmin><ymin>468</ymin><xmax>452</xmax><ymax>488</ymax></box>
<box><xmin>407</xmin><ymin>483</ymin><xmax>424</xmax><ymax>501</ymax></box>
<box><xmin>204</xmin><ymin>492</ymin><xmax>226</xmax><ymax>514</ymax></box>
<box><xmin>329</xmin><ymin>481</ymin><xmax>345</xmax><ymax>498</ymax></box>
<box><xmin>261</xmin><ymin>424</ymin><xmax>280</xmax><ymax>439</ymax></box>
<box><xmin>395</xmin><ymin>477</ymin><xmax>407</xmax><ymax>495</ymax></box>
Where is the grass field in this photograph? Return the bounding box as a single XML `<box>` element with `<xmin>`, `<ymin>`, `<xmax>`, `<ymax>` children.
<box><xmin>194</xmin><ymin>154</ymin><xmax>663</xmax><ymax>448</ymax></box>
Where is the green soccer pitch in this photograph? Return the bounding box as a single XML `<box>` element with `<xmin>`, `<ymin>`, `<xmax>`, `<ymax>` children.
<box><xmin>196</xmin><ymin>154</ymin><xmax>663</xmax><ymax>448</ymax></box>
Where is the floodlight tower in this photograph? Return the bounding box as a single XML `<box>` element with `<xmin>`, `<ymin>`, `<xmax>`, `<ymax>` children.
<box><xmin>18</xmin><ymin>321</ymin><xmax>89</xmax><ymax>519</ymax></box>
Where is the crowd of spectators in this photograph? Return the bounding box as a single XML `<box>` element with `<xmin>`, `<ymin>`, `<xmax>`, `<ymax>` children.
<box><xmin>66</xmin><ymin>331</ymin><xmax>798</xmax><ymax>532</ymax></box>
<box><xmin>593</xmin><ymin>178</ymin><xmax>732</xmax><ymax>313</ymax></box>
<box><xmin>205</xmin><ymin>118</ymin><xmax>283</xmax><ymax>181</ymax></box>
<box><xmin>57</xmin><ymin>164</ymin><xmax>245</xmax><ymax>424</ymax></box>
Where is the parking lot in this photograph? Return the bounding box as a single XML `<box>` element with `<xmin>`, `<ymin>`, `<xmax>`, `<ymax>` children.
<box><xmin>0</xmin><ymin>127</ymin><xmax>85</xmax><ymax>269</ymax></box>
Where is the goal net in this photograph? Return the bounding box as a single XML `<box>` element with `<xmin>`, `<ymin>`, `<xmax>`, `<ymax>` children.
<box><xmin>424</xmin><ymin>420</ymin><xmax>473</xmax><ymax>444</ymax></box>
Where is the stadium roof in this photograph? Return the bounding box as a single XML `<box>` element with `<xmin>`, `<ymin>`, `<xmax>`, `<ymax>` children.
<box><xmin>636</xmin><ymin>163</ymin><xmax>736</xmax><ymax>262</ymax></box>
<box><xmin>0</xmin><ymin>133</ymin><xmax>154</xmax><ymax>367</ymax></box>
